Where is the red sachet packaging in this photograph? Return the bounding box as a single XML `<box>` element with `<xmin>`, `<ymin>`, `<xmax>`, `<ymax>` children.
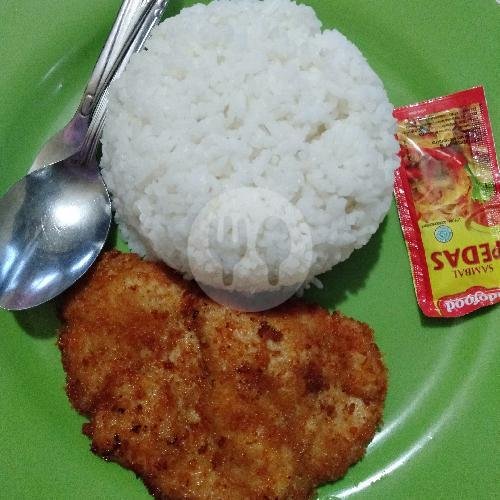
<box><xmin>393</xmin><ymin>86</ymin><xmax>500</xmax><ymax>317</ymax></box>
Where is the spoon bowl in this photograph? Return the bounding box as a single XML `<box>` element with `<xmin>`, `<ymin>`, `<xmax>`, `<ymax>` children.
<box><xmin>0</xmin><ymin>160</ymin><xmax>110</xmax><ymax>310</ymax></box>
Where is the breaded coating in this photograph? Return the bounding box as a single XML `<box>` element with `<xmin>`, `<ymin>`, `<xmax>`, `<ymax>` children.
<box><xmin>58</xmin><ymin>251</ymin><xmax>387</xmax><ymax>499</ymax></box>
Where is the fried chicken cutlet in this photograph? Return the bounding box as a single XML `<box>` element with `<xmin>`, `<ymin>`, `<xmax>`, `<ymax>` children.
<box><xmin>58</xmin><ymin>251</ymin><xmax>387</xmax><ymax>499</ymax></box>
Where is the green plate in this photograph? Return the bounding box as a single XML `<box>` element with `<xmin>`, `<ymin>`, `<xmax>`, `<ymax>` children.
<box><xmin>0</xmin><ymin>1</ymin><xmax>498</xmax><ymax>498</ymax></box>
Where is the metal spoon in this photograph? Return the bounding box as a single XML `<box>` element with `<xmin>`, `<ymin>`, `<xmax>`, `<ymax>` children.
<box><xmin>29</xmin><ymin>0</ymin><xmax>166</xmax><ymax>172</ymax></box>
<box><xmin>0</xmin><ymin>0</ymin><xmax>168</xmax><ymax>310</ymax></box>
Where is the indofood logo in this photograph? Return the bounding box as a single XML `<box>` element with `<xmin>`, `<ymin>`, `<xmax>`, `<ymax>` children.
<box><xmin>187</xmin><ymin>187</ymin><xmax>313</xmax><ymax>311</ymax></box>
<box><xmin>441</xmin><ymin>289</ymin><xmax>500</xmax><ymax>313</ymax></box>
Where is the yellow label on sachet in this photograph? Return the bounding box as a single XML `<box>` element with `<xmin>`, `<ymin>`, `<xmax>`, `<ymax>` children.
<box><xmin>420</xmin><ymin>218</ymin><xmax>499</xmax><ymax>302</ymax></box>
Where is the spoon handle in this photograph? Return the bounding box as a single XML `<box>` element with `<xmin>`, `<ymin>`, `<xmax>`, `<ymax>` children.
<box><xmin>80</xmin><ymin>0</ymin><xmax>167</xmax><ymax>120</ymax></box>
<box><xmin>79</xmin><ymin>0</ymin><xmax>169</xmax><ymax>165</ymax></box>
<box><xmin>29</xmin><ymin>0</ymin><xmax>168</xmax><ymax>172</ymax></box>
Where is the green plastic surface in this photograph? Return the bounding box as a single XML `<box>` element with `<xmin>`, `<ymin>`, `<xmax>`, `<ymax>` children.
<box><xmin>0</xmin><ymin>1</ymin><xmax>498</xmax><ymax>498</ymax></box>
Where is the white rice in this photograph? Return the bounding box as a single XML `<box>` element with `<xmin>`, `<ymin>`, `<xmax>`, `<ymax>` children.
<box><xmin>102</xmin><ymin>0</ymin><xmax>397</xmax><ymax>293</ymax></box>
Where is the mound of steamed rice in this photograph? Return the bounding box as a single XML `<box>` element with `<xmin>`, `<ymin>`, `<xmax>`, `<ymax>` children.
<box><xmin>102</xmin><ymin>0</ymin><xmax>397</xmax><ymax>293</ymax></box>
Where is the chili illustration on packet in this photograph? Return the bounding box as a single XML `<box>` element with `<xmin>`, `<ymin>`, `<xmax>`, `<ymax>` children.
<box><xmin>393</xmin><ymin>86</ymin><xmax>500</xmax><ymax>317</ymax></box>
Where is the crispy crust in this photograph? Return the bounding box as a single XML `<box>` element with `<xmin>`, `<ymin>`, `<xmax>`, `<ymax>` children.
<box><xmin>58</xmin><ymin>251</ymin><xmax>387</xmax><ymax>499</ymax></box>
